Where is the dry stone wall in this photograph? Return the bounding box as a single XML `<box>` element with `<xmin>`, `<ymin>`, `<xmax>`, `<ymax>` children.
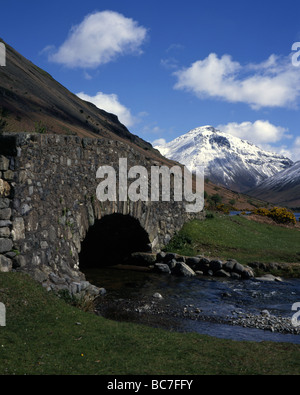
<box><xmin>0</xmin><ymin>133</ymin><xmax>204</xmax><ymax>294</ymax></box>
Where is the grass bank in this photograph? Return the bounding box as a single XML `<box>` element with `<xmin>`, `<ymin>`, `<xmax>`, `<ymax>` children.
<box><xmin>0</xmin><ymin>272</ymin><xmax>300</xmax><ymax>375</ymax></box>
<box><xmin>165</xmin><ymin>214</ymin><xmax>300</xmax><ymax>275</ymax></box>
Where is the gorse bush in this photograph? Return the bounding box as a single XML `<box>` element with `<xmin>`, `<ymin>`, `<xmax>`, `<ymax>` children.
<box><xmin>253</xmin><ymin>207</ymin><xmax>270</xmax><ymax>216</ymax></box>
<box><xmin>216</xmin><ymin>203</ymin><xmax>230</xmax><ymax>214</ymax></box>
<box><xmin>268</xmin><ymin>207</ymin><xmax>297</xmax><ymax>225</ymax></box>
<box><xmin>253</xmin><ymin>206</ymin><xmax>296</xmax><ymax>225</ymax></box>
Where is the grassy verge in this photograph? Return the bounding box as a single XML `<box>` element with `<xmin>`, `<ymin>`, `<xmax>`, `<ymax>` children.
<box><xmin>164</xmin><ymin>214</ymin><xmax>300</xmax><ymax>276</ymax></box>
<box><xmin>0</xmin><ymin>272</ymin><xmax>300</xmax><ymax>375</ymax></box>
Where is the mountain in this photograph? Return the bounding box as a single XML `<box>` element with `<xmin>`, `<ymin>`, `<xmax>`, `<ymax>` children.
<box><xmin>0</xmin><ymin>39</ymin><xmax>159</xmax><ymax>157</ymax></box>
<box><xmin>247</xmin><ymin>161</ymin><xmax>300</xmax><ymax>208</ymax></box>
<box><xmin>154</xmin><ymin>126</ymin><xmax>293</xmax><ymax>193</ymax></box>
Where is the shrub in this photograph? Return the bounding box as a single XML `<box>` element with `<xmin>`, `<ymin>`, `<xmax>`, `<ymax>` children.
<box><xmin>253</xmin><ymin>206</ymin><xmax>296</xmax><ymax>225</ymax></box>
<box><xmin>211</xmin><ymin>193</ymin><xmax>222</xmax><ymax>205</ymax></box>
<box><xmin>216</xmin><ymin>203</ymin><xmax>230</xmax><ymax>214</ymax></box>
<box><xmin>253</xmin><ymin>207</ymin><xmax>270</xmax><ymax>216</ymax></box>
<box><xmin>268</xmin><ymin>207</ymin><xmax>296</xmax><ymax>225</ymax></box>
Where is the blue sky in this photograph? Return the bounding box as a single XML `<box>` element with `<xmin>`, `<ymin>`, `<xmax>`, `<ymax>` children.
<box><xmin>2</xmin><ymin>0</ymin><xmax>300</xmax><ymax>160</ymax></box>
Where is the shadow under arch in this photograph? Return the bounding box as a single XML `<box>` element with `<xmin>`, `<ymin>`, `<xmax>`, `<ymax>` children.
<box><xmin>79</xmin><ymin>213</ymin><xmax>151</xmax><ymax>269</ymax></box>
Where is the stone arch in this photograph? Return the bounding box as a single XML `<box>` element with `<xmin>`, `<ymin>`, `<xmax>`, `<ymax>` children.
<box><xmin>0</xmin><ymin>133</ymin><xmax>204</xmax><ymax>294</ymax></box>
<box><xmin>79</xmin><ymin>213</ymin><xmax>151</xmax><ymax>270</ymax></box>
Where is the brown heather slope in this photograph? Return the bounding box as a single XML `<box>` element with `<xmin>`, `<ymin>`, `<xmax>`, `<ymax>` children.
<box><xmin>0</xmin><ymin>39</ymin><xmax>266</xmax><ymax>210</ymax></box>
<box><xmin>0</xmin><ymin>39</ymin><xmax>163</xmax><ymax>156</ymax></box>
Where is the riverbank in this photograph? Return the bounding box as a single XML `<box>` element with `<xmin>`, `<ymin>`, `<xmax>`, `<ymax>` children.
<box><xmin>1</xmin><ymin>271</ymin><xmax>300</xmax><ymax>375</ymax></box>
<box><xmin>163</xmin><ymin>214</ymin><xmax>300</xmax><ymax>274</ymax></box>
<box><xmin>86</xmin><ymin>264</ymin><xmax>300</xmax><ymax>344</ymax></box>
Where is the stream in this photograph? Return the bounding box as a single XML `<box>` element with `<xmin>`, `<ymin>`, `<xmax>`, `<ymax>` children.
<box><xmin>84</xmin><ymin>267</ymin><xmax>300</xmax><ymax>344</ymax></box>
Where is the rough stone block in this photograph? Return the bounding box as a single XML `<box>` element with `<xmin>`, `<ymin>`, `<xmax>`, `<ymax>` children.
<box><xmin>0</xmin><ymin>227</ymin><xmax>10</xmax><ymax>238</ymax></box>
<box><xmin>11</xmin><ymin>217</ymin><xmax>25</xmax><ymax>241</ymax></box>
<box><xmin>0</xmin><ymin>220</ymin><xmax>12</xmax><ymax>227</ymax></box>
<box><xmin>0</xmin><ymin>254</ymin><xmax>12</xmax><ymax>272</ymax></box>
<box><xmin>0</xmin><ymin>198</ymin><xmax>10</xmax><ymax>209</ymax></box>
<box><xmin>0</xmin><ymin>208</ymin><xmax>11</xmax><ymax>220</ymax></box>
<box><xmin>12</xmin><ymin>255</ymin><xmax>26</xmax><ymax>268</ymax></box>
<box><xmin>0</xmin><ymin>238</ymin><xmax>13</xmax><ymax>253</ymax></box>
<box><xmin>0</xmin><ymin>179</ymin><xmax>10</xmax><ymax>197</ymax></box>
<box><xmin>3</xmin><ymin>170</ymin><xmax>14</xmax><ymax>181</ymax></box>
<box><xmin>0</xmin><ymin>156</ymin><xmax>9</xmax><ymax>171</ymax></box>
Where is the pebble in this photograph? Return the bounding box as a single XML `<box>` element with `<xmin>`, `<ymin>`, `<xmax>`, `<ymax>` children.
<box><xmin>153</xmin><ymin>292</ymin><xmax>163</xmax><ymax>299</ymax></box>
<box><xmin>227</xmin><ymin>311</ymin><xmax>300</xmax><ymax>335</ymax></box>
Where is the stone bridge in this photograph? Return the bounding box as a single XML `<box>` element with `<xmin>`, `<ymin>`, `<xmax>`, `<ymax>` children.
<box><xmin>0</xmin><ymin>133</ymin><xmax>204</xmax><ymax>294</ymax></box>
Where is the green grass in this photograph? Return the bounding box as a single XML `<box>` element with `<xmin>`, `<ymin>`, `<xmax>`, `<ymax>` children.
<box><xmin>0</xmin><ymin>272</ymin><xmax>300</xmax><ymax>375</ymax></box>
<box><xmin>165</xmin><ymin>215</ymin><xmax>300</xmax><ymax>268</ymax></box>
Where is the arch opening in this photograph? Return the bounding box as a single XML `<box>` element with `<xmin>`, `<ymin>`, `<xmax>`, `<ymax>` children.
<box><xmin>79</xmin><ymin>213</ymin><xmax>151</xmax><ymax>269</ymax></box>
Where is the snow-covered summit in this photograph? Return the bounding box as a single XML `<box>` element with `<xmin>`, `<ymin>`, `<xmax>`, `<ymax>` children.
<box><xmin>154</xmin><ymin>126</ymin><xmax>293</xmax><ymax>192</ymax></box>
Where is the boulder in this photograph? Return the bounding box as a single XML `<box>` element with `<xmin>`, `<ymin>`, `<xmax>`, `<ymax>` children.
<box><xmin>186</xmin><ymin>257</ymin><xmax>200</xmax><ymax>268</ymax></box>
<box><xmin>255</xmin><ymin>274</ymin><xmax>283</xmax><ymax>282</ymax></box>
<box><xmin>194</xmin><ymin>258</ymin><xmax>210</xmax><ymax>273</ymax></box>
<box><xmin>242</xmin><ymin>266</ymin><xmax>255</xmax><ymax>279</ymax></box>
<box><xmin>156</xmin><ymin>251</ymin><xmax>166</xmax><ymax>262</ymax></box>
<box><xmin>209</xmin><ymin>260</ymin><xmax>223</xmax><ymax>272</ymax></box>
<box><xmin>223</xmin><ymin>259</ymin><xmax>237</xmax><ymax>273</ymax></box>
<box><xmin>233</xmin><ymin>262</ymin><xmax>246</xmax><ymax>275</ymax></box>
<box><xmin>163</xmin><ymin>252</ymin><xmax>180</xmax><ymax>263</ymax></box>
<box><xmin>214</xmin><ymin>269</ymin><xmax>230</xmax><ymax>278</ymax></box>
<box><xmin>128</xmin><ymin>252</ymin><xmax>157</xmax><ymax>266</ymax></box>
<box><xmin>168</xmin><ymin>259</ymin><xmax>177</xmax><ymax>270</ymax></box>
<box><xmin>172</xmin><ymin>262</ymin><xmax>196</xmax><ymax>277</ymax></box>
<box><xmin>154</xmin><ymin>263</ymin><xmax>171</xmax><ymax>274</ymax></box>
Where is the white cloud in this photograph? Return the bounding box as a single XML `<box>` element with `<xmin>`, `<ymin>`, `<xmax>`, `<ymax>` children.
<box><xmin>217</xmin><ymin>120</ymin><xmax>291</xmax><ymax>146</ymax></box>
<box><xmin>289</xmin><ymin>137</ymin><xmax>300</xmax><ymax>161</ymax></box>
<box><xmin>77</xmin><ymin>91</ymin><xmax>136</xmax><ymax>127</ymax></box>
<box><xmin>152</xmin><ymin>138</ymin><xmax>167</xmax><ymax>147</ymax></box>
<box><xmin>48</xmin><ymin>10</ymin><xmax>147</xmax><ymax>68</ymax></box>
<box><xmin>174</xmin><ymin>53</ymin><xmax>300</xmax><ymax>109</ymax></box>
<box><xmin>217</xmin><ymin>120</ymin><xmax>297</xmax><ymax>160</ymax></box>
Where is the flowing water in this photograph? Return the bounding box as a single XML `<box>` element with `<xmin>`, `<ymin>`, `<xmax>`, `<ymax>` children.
<box><xmin>84</xmin><ymin>267</ymin><xmax>300</xmax><ymax>344</ymax></box>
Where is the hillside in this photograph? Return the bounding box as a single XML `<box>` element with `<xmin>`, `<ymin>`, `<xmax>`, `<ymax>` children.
<box><xmin>247</xmin><ymin>161</ymin><xmax>300</xmax><ymax>208</ymax></box>
<box><xmin>0</xmin><ymin>39</ymin><xmax>164</xmax><ymax>159</ymax></box>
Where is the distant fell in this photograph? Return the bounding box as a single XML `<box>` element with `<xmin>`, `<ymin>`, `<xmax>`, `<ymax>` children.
<box><xmin>247</xmin><ymin>161</ymin><xmax>300</xmax><ymax>208</ymax></box>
